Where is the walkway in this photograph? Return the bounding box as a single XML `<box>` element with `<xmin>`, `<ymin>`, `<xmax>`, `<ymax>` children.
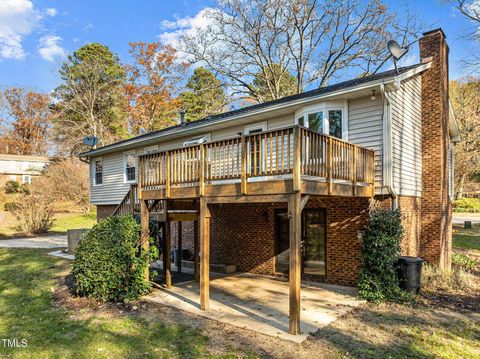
<box><xmin>0</xmin><ymin>235</ymin><xmax>67</xmax><ymax>248</ymax></box>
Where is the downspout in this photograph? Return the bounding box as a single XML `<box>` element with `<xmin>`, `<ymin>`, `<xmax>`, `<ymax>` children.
<box><xmin>380</xmin><ymin>83</ymin><xmax>398</xmax><ymax>210</ymax></box>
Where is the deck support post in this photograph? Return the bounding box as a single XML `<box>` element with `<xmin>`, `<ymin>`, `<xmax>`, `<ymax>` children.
<box><xmin>194</xmin><ymin>219</ymin><xmax>199</xmax><ymax>281</ymax></box>
<box><xmin>140</xmin><ymin>199</ymin><xmax>150</xmax><ymax>282</ymax></box>
<box><xmin>288</xmin><ymin>191</ymin><xmax>302</xmax><ymax>335</ymax></box>
<box><xmin>177</xmin><ymin>221</ymin><xmax>182</xmax><ymax>273</ymax></box>
<box><xmin>164</xmin><ymin>216</ymin><xmax>172</xmax><ymax>288</ymax></box>
<box><xmin>199</xmin><ymin>196</ymin><xmax>211</xmax><ymax>310</ymax></box>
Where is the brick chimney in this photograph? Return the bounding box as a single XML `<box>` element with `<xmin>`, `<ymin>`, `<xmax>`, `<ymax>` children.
<box><xmin>419</xmin><ymin>28</ymin><xmax>452</xmax><ymax>269</ymax></box>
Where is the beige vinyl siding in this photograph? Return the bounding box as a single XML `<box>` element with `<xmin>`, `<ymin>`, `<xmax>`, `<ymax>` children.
<box><xmin>389</xmin><ymin>75</ymin><xmax>422</xmax><ymax>197</ymax></box>
<box><xmin>348</xmin><ymin>96</ymin><xmax>384</xmax><ymax>188</ymax></box>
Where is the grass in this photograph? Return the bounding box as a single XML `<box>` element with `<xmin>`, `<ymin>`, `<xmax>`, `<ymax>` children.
<box><xmin>0</xmin><ymin>211</ymin><xmax>97</xmax><ymax>238</ymax></box>
<box><xmin>50</xmin><ymin>212</ymin><xmax>97</xmax><ymax>234</ymax></box>
<box><xmin>453</xmin><ymin>224</ymin><xmax>480</xmax><ymax>252</ymax></box>
<box><xmin>0</xmin><ymin>249</ymin><xmax>216</xmax><ymax>358</ymax></box>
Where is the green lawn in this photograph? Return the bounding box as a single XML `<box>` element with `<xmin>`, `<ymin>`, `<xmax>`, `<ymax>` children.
<box><xmin>50</xmin><ymin>212</ymin><xmax>97</xmax><ymax>234</ymax></box>
<box><xmin>453</xmin><ymin>224</ymin><xmax>480</xmax><ymax>252</ymax></box>
<box><xmin>0</xmin><ymin>249</ymin><xmax>216</xmax><ymax>358</ymax></box>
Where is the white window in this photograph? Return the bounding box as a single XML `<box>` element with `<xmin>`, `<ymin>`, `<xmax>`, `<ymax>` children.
<box><xmin>123</xmin><ymin>151</ymin><xmax>137</xmax><ymax>183</ymax></box>
<box><xmin>295</xmin><ymin>102</ymin><xmax>348</xmax><ymax>140</ymax></box>
<box><xmin>94</xmin><ymin>158</ymin><xmax>103</xmax><ymax>186</ymax></box>
<box><xmin>144</xmin><ymin>145</ymin><xmax>158</xmax><ymax>154</ymax></box>
<box><xmin>244</xmin><ymin>122</ymin><xmax>267</xmax><ymax>135</ymax></box>
<box><xmin>244</xmin><ymin>122</ymin><xmax>267</xmax><ymax>175</ymax></box>
<box><xmin>22</xmin><ymin>175</ymin><xmax>31</xmax><ymax>184</ymax></box>
<box><xmin>183</xmin><ymin>134</ymin><xmax>211</xmax><ymax>146</ymax></box>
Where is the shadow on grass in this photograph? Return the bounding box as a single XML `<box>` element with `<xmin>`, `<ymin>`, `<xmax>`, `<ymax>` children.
<box><xmin>0</xmin><ymin>248</ymin><xmax>210</xmax><ymax>358</ymax></box>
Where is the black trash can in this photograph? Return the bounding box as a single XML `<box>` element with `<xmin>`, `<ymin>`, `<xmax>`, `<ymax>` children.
<box><xmin>396</xmin><ymin>256</ymin><xmax>423</xmax><ymax>294</ymax></box>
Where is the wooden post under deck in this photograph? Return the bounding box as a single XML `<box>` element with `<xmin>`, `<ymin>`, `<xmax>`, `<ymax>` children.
<box><xmin>199</xmin><ymin>197</ymin><xmax>211</xmax><ymax>310</ymax></box>
<box><xmin>289</xmin><ymin>192</ymin><xmax>302</xmax><ymax>335</ymax></box>
<box><xmin>164</xmin><ymin>218</ymin><xmax>172</xmax><ymax>288</ymax></box>
<box><xmin>177</xmin><ymin>221</ymin><xmax>182</xmax><ymax>273</ymax></box>
<box><xmin>140</xmin><ymin>199</ymin><xmax>150</xmax><ymax>282</ymax></box>
<box><xmin>194</xmin><ymin>219</ymin><xmax>199</xmax><ymax>281</ymax></box>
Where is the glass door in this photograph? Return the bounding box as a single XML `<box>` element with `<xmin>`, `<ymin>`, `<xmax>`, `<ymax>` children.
<box><xmin>303</xmin><ymin>209</ymin><xmax>326</xmax><ymax>276</ymax></box>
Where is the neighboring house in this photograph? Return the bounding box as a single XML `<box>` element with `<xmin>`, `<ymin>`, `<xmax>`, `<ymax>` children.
<box><xmin>0</xmin><ymin>154</ymin><xmax>50</xmax><ymax>186</ymax></box>
<box><xmin>80</xmin><ymin>29</ymin><xmax>460</xmax><ymax>334</ymax></box>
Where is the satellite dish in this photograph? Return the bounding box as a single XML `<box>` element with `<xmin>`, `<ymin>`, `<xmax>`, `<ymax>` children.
<box><xmin>387</xmin><ymin>40</ymin><xmax>408</xmax><ymax>74</ymax></box>
<box><xmin>83</xmin><ymin>136</ymin><xmax>99</xmax><ymax>148</ymax></box>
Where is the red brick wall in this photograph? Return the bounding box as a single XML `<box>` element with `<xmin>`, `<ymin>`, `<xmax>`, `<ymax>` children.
<box><xmin>419</xmin><ymin>29</ymin><xmax>452</xmax><ymax>269</ymax></box>
<box><xmin>207</xmin><ymin>196</ymin><xmax>371</xmax><ymax>286</ymax></box>
<box><xmin>96</xmin><ymin>205</ymin><xmax>117</xmax><ymax>221</ymax></box>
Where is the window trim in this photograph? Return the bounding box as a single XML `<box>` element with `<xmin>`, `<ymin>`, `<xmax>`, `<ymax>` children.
<box><xmin>294</xmin><ymin>101</ymin><xmax>348</xmax><ymax>140</ymax></box>
<box><xmin>244</xmin><ymin>121</ymin><xmax>267</xmax><ymax>135</ymax></box>
<box><xmin>22</xmin><ymin>175</ymin><xmax>32</xmax><ymax>184</ymax></box>
<box><xmin>123</xmin><ymin>150</ymin><xmax>137</xmax><ymax>184</ymax></box>
<box><xmin>144</xmin><ymin>145</ymin><xmax>158</xmax><ymax>154</ymax></box>
<box><xmin>183</xmin><ymin>134</ymin><xmax>211</xmax><ymax>147</ymax></box>
<box><xmin>93</xmin><ymin>157</ymin><xmax>103</xmax><ymax>187</ymax></box>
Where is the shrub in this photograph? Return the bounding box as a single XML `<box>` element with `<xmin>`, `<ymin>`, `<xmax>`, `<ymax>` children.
<box><xmin>4</xmin><ymin>180</ymin><xmax>20</xmax><ymax>194</ymax></box>
<box><xmin>3</xmin><ymin>201</ymin><xmax>18</xmax><ymax>212</ymax></box>
<box><xmin>452</xmin><ymin>252</ymin><xmax>478</xmax><ymax>272</ymax></box>
<box><xmin>73</xmin><ymin>215</ymin><xmax>158</xmax><ymax>302</ymax></box>
<box><xmin>453</xmin><ymin>197</ymin><xmax>480</xmax><ymax>213</ymax></box>
<box><xmin>12</xmin><ymin>194</ymin><xmax>54</xmax><ymax>234</ymax></box>
<box><xmin>358</xmin><ymin>209</ymin><xmax>411</xmax><ymax>303</ymax></box>
<box><xmin>421</xmin><ymin>263</ymin><xmax>475</xmax><ymax>292</ymax></box>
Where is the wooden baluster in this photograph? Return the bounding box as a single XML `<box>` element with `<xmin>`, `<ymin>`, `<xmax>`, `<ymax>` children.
<box><xmin>293</xmin><ymin>127</ymin><xmax>301</xmax><ymax>192</ymax></box>
<box><xmin>327</xmin><ymin>136</ymin><xmax>332</xmax><ymax>195</ymax></box>
<box><xmin>281</xmin><ymin>130</ymin><xmax>285</xmax><ymax>173</ymax></box>
<box><xmin>241</xmin><ymin>135</ymin><xmax>247</xmax><ymax>194</ymax></box>
<box><xmin>166</xmin><ymin>151</ymin><xmax>171</xmax><ymax>198</ymax></box>
<box><xmin>352</xmin><ymin>146</ymin><xmax>357</xmax><ymax>196</ymax></box>
<box><xmin>200</xmin><ymin>144</ymin><xmax>205</xmax><ymax>196</ymax></box>
<box><xmin>287</xmin><ymin>130</ymin><xmax>291</xmax><ymax>173</ymax></box>
<box><xmin>275</xmin><ymin>131</ymin><xmax>279</xmax><ymax>175</ymax></box>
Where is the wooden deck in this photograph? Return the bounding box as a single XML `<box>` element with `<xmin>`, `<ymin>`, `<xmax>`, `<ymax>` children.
<box><xmin>137</xmin><ymin>126</ymin><xmax>375</xmax><ymax>202</ymax></box>
<box><xmin>132</xmin><ymin>125</ymin><xmax>375</xmax><ymax>336</ymax></box>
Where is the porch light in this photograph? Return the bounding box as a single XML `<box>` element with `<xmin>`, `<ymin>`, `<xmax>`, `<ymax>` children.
<box><xmin>370</xmin><ymin>90</ymin><xmax>376</xmax><ymax>101</ymax></box>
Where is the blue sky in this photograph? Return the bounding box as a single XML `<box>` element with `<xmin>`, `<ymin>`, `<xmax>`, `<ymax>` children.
<box><xmin>0</xmin><ymin>0</ymin><xmax>475</xmax><ymax>93</ymax></box>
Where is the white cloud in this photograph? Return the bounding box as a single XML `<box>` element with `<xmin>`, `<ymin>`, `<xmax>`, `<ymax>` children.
<box><xmin>0</xmin><ymin>0</ymin><xmax>42</xmax><ymax>59</ymax></box>
<box><xmin>37</xmin><ymin>35</ymin><xmax>66</xmax><ymax>62</ymax></box>
<box><xmin>46</xmin><ymin>8</ymin><xmax>57</xmax><ymax>17</ymax></box>
<box><xmin>158</xmin><ymin>8</ymin><xmax>214</xmax><ymax>46</ymax></box>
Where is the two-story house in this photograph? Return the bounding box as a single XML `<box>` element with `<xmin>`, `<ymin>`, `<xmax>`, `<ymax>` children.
<box><xmin>0</xmin><ymin>154</ymin><xmax>50</xmax><ymax>186</ymax></box>
<box><xmin>80</xmin><ymin>29</ymin><xmax>460</xmax><ymax>334</ymax></box>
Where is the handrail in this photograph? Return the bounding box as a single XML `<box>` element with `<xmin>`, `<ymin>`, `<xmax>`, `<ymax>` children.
<box><xmin>138</xmin><ymin>125</ymin><xmax>375</xmax><ymax>193</ymax></box>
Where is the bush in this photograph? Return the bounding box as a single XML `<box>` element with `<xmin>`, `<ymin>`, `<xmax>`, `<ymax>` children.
<box><xmin>12</xmin><ymin>194</ymin><xmax>54</xmax><ymax>234</ymax></box>
<box><xmin>453</xmin><ymin>197</ymin><xmax>480</xmax><ymax>213</ymax></box>
<box><xmin>3</xmin><ymin>201</ymin><xmax>18</xmax><ymax>212</ymax></box>
<box><xmin>421</xmin><ymin>263</ymin><xmax>475</xmax><ymax>293</ymax></box>
<box><xmin>358</xmin><ymin>209</ymin><xmax>411</xmax><ymax>303</ymax></box>
<box><xmin>73</xmin><ymin>215</ymin><xmax>158</xmax><ymax>302</ymax></box>
<box><xmin>4</xmin><ymin>180</ymin><xmax>20</xmax><ymax>194</ymax></box>
<box><xmin>452</xmin><ymin>252</ymin><xmax>478</xmax><ymax>272</ymax></box>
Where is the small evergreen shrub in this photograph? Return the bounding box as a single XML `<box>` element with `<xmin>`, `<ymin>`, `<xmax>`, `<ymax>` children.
<box><xmin>4</xmin><ymin>180</ymin><xmax>20</xmax><ymax>194</ymax></box>
<box><xmin>72</xmin><ymin>215</ymin><xmax>158</xmax><ymax>302</ymax></box>
<box><xmin>453</xmin><ymin>197</ymin><xmax>480</xmax><ymax>213</ymax></box>
<box><xmin>358</xmin><ymin>208</ymin><xmax>411</xmax><ymax>303</ymax></box>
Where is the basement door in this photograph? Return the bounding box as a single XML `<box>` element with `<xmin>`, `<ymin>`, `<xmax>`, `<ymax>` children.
<box><xmin>275</xmin><ymin>209</ymin><xmax>327</xmax><ymax>276</ymax></box>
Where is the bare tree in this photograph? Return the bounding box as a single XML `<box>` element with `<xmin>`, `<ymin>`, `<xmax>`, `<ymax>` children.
<box><xmin>181</xmin><ymin>0</ymin><xmax>419</xmax><ymax>102</ymax></box>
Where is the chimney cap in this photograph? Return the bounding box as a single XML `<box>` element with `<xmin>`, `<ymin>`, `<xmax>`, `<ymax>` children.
<box><xmin>422</xmin><ymin>28</ymin><xmax>446</xmax><ymax>39</ymax></box>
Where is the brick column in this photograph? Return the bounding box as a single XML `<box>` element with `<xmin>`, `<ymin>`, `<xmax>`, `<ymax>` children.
<box><xmin>419</xmin><ymin>29</ymin><xmax>452</xmax><ymax>269</ymax></box>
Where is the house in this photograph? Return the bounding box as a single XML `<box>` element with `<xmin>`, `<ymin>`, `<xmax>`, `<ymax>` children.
<box><xmin>0</xmin><ymin>154</ymin><xmax>50</xmax><ymax>187</ymax></box>
<box><xmin>80</xmin><ymin>29</ymin><xmax>460</xmax><ymax>334</ymax></box>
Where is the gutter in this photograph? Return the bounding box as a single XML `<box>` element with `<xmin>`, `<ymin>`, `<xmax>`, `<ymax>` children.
<box><xmin>380</xmin><ymin>82</ymin><xmax>398</xmax><ymax>210</ymax></box>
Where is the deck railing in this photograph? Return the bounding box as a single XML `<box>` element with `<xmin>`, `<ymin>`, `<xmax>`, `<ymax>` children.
<box><xmin>138</xmin><ymin>126</ymin><xmax>375</xmax><ymax>194</ymax></box>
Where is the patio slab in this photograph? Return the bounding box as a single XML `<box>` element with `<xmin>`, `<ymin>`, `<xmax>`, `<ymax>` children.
<box><xmin>145</xmin><ymin>273</ymin><xmax>363</xmax><ymax>343</ymax></box>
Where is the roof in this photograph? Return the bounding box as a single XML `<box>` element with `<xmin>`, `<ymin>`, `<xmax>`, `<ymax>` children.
<box><xmin>80</xmin><ymin>63</ymin><xmax>429</xmax><ymax>157</ymax></box>
<box><xmin>0</xmin><ymin>154</ymin><xmax>50</xmax><ymax>162</ymax></box>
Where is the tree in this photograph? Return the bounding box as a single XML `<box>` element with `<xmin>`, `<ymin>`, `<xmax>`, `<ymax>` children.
<box><xmin>180</xmin><ymin>67</ymin><xmax>227</xmax><ymax>122</ymax></box>
<box><xmin>52</xmin><ymin>43</ymin><xmax>128</xmax><ymax>155</ymax></box>
<box><xmin>181</xmin><ymin>0</ymin><xmax>419</xmax><ymax>102</ymax></box>
<box><xmin>450</xmin><ymin>78</ymin><xmax>480</xmax><ymax>198</ymax></box>
<box><xmin>251</xmin><ymin>64</ymin><xmax>297</xmax><ymax>102</ymax></box>
<box><xmin>125</xmin><ymin>42</ymin><xmax>188</xmax><ymax>135</ymax></box>
<box><xmin>0</xmin><ymin>88</ymin><xmax>51</xmax><ymax>155</ymax></box>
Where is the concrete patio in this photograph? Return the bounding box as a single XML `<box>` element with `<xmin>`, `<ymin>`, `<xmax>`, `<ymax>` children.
<box><xmin>145</xmin><ymin>273</ymin><xmax>363</xmax><ymax>343</ymax></box>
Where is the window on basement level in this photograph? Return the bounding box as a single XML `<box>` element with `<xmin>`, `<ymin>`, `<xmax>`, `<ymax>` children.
<box><xmin>124</xmin><ymin>152</ymin><xmax>136</xmax><ymax>183</ymax></box>
<box><xmin>94</xmin><ymin>159</ymin><xmax>103</xmax><ymax>185</ymax></box>
<box><xmin>22</xmin><ymin>175</ymin><xmax>31</xmax><ymax>184</ymax></box>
